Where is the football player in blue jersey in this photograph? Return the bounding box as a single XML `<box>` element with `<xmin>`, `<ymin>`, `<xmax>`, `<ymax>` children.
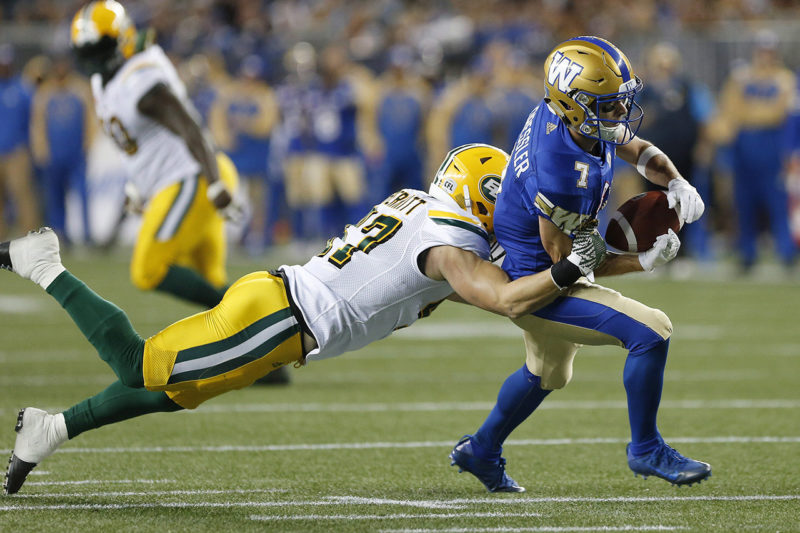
<box><xmin>450</xmin><ymin>36</ymin><xmax>711</xmax><ymax>492</ymax></box>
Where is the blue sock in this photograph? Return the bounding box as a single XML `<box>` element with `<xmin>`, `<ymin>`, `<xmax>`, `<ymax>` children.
<box><xmin>471</xmin><ymin>365</ymin><xmax>551</xmax><ymax>460</ymax></box>
<box><xmin>624</xmin><ymin>338</ymin><xmax>669</xmax><ymax>456</ymax></box>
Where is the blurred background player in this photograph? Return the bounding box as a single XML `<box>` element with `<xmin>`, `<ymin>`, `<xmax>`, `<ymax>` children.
<box><xmin>0</xmin><ymin>44</ymin><xmax>39</xmax><ymax>239</ymax></box>
<box><xmin>713</xmin><ymin>30</ymin><xmax>797</xmax><ymax>272</ymax></box>
<box><xmin>373</xmin><ymin>45</ymin><xmax>430</xmax><ymax>199</ymax></box>
<box><xmin>273</xmin><ymin>42</ymin><xmax>317</xmax><ymax>246</ymax></box>
<box><xmin>304</xmin><ymin>44</ymin><xmax>371</xmax><ymax>238</ymax></box>
<box><xmin>449</xmin><ymin>37</ymin><xmax>710</xmax><ymax>493</ymax></box>
<box><xmin>30</xmin><ymin>54</ymin><xmax>96</xmax><ymax>244</ymax></box>
<box><xmin>210</xmin><ymin>54</ymin><xmax>279</xmax><ymax>251</ymax></box>
<box><xmin>638</xmin><ymin>42</ymin><xmax>716</xmax><ymax>263</ymax></box>
<box><xmin>427</xmin><ymin>56</ymin><xmax>495</xmax><ymax>177</ymax></box>
<box><xmin>70</xmin><ymin>1</ymin><xmax>239</xmax><ymax>308</ymax></box>
<box><xmin>487</xmin><ymin>41</ymin><xmax>543</xmax><ymax>153</ymax></box>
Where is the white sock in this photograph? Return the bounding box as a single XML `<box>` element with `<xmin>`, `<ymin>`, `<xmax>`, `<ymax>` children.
<box><xmin>52</xmin><ymin>413</ymin><xmax>69</xmax><ymax>445</ymax></box>
<box><xmin>8</xmin><ymin>231</ymin><xmax>66</xmax><ymax>290</ymax></box>
<box><xmin>31</xmin><ymin>263</ymin><xmax>66</xmax><ymax>291</ymax></box>
<box><xmin>15</xmin><ymin>410</ymin><xmax>69</xmax><ymax>464</ymax></box>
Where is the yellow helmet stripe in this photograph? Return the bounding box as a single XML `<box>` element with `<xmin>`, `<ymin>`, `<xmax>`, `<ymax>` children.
<box><xmin>428</xmin><ymin>210</ymin><xmax>481</xmax><ymax>226</ymax></box>
<box><xmin>429</xmin><ymin>217</ymin><xmax>489</xmax><ymax>242</ymax></box>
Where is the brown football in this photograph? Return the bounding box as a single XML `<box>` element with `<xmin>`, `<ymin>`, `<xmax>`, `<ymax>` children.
<box><xmin>605</xmin><ymin>191</ymin><xmax>682</xmax><ymax>253</ymax></box>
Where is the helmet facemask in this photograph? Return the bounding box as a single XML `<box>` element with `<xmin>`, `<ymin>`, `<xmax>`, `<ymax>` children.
<box><xmin>72</xmin><ymin>35</ymin><xmax>125</xmax><ymax>79</ymax></box>
<box><xmin>572</xmin><ymin>77</ymin><xmax>643</xmax><ymax>145</ymax></box>
<box><xmin>543</xmin><ymin>36</ymin><xmax>644</xmax><ymax>146</ymax></box>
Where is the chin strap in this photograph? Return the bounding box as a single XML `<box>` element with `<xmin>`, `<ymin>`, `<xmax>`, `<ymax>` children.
<box><xmin>462</xmin><ymin>185</ymin><xmax>472</xmax><ymax>210</ymax></box>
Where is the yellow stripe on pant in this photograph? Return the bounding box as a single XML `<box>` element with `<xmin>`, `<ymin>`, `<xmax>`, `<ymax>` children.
<box><xmin>143</xmin><ymin>271</ymin><xmax>303</xmax><ymax>409</ymax></box>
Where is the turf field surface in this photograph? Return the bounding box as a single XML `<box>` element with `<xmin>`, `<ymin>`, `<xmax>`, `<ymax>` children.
<box><xmin>1</xmin><ymin>250</ymin><xmax>798</xmax><ymax>532</ymax></box>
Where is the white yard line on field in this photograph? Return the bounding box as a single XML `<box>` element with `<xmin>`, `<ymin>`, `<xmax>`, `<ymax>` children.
<box><xmin>0</xmin><ymin>371</ymin><xmax>780</xmax><ymax>389</ymax></box>
<box><xmin>0</xmin><ymin>501</ymin><xmax>317</xmax><ymax>511</ymax></box>
<box><xmin>379</xmin><ymin>527</ymin><xmax>686</xmax><ymax>532</ymax></box>
<box><xmin>14</xmin><ymin>489</ymin><xmax>286</xmax><ymax>499</ymax></box>
<box><xmin>24</xmin><ymin>479</ymin><xmax>174</xmax><ymax>487</ymax></box>
<box><xmin>2</xmin><ymin>494</ymin><xmax>797</xmax><ymax>513</ymax></box>
<box><xmin>430</xmin><ymin>495</ymin><xmax>800</xmax><ymax>504</ymax></box>
<box><xmin>184</xmin><ymin>398</ymin><xmax>800</xmax><ymax>414</ymax></box>
<box><xmin>2</xmin><ymin>435</ymin><xmax>797</xmax><ymax>456</ymax></box>
<box><xmin>0</xmin><ymin>295</ymin><xmax>48</xmax><ymax>314</ymax></box>
<box><xmin>0</xmin><ymin>350</ymin><xmax>85</xmax><ymax>363</ymax></box>
<box><xmin>0</xmin><ymin>375</ymin><xmax>115</xmax><ymax>387</ymax></box>
<box><xmin>389</xmin><ymin>323</ymin><xmax>726</xmax><ymax>341</ymax></box>
<box><xmin>249</xmin><ymin>512</ymin><xmax>538</xmax><ymax>521</ymax></box>
<box><xmin>3</xmin><ymin>398</ymin><xmax>798</xmax><ymax>418</ymax></box>
<box><xmin>328</xmin><ymin>495</ymin><xmax>800</xmax><ymax>505</ymax></box>
<box><xmin>378</xmin><ymin>525</ymin><xmax>687</xmax><ymax>533</ymax></box>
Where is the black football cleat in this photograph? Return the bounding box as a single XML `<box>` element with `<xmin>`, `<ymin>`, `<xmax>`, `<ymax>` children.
<box><xmin>4</xmin><ymin>410</ymin><xmax>37</xmax><ymax>495</ymax></box>
<box><xmin>3</xmin><ymin>408</ymin><xmax>67</xmax><ymax>495</ymax></box>
<box><xmin>0</xmin><ymin>240</ymin><xmax>11</xmax><ymax>271</ymax></box>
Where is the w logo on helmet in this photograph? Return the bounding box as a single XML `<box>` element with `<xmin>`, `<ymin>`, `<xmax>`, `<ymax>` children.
<box><xmin>547</xmin><ymin>51</ymin><xmax>584</xmax><ymax>93</ymax></box>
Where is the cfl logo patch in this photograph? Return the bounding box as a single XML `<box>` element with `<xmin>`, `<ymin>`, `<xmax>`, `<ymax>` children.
<box><xmin>441</xmin><ymin>178</ymin><xmax>457</xmax><ymax>194</ymax></box>
<box><xmin>547</xmin><ymin>51</ymin><xmax>584</xmax><ymax>93</ymax></box>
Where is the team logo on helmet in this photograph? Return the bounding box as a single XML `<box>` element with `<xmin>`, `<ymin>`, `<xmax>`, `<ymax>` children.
<box><xmin>543</xmin><ymin>37</ymin><xmax>643</xmax><ymax>146</ymax></box>
<box><xmin>479</xmin><ymin>175</ymin><xmax>502</xmax><ymax>204</ymax></box>
<box><xmin>547</xmin><ymin>51</ymin><xmax>584</xmax><ymax>93</ymax></box>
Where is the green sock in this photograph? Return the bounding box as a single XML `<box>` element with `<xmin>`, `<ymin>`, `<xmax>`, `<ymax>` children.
<box><xmin>63</xmin><ymin>380</ymin><xmax>183</xmax><ymax>439</ymax></box>
<box><xmin>46</xmin><ymin>271</ymin><xmax>145</xmax><ymax>387</ymax></box>
<box><xmin>156</xmin><ymin>265</ymin><xmax>226</xmax><ymax>308</ymax></box>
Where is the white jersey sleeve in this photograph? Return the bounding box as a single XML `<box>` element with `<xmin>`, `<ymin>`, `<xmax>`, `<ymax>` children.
<box><xmin>91</xmin><ymin>45</ymin><xmax>200</xmax><ymax>199</ymax></box>
<box><xmin>280</xmin><ymin>189</ymin><xmax>491</xmax><ymax>361</ymax></box>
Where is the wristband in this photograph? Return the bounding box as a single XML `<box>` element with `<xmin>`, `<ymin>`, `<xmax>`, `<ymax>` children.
<box><xmin>206</xmin><ymin>180</ymin><xmax>227</xmax><ymax>201</ymax></box>
<box><xmin>550</xmin><ymin>257</ymin><xmax>582</xmax><ymax>289</ymax></box>
<box><xmin>636</xmin><ymin>145</ymin><xmax>664</xmax><ymax>177</ymax></box>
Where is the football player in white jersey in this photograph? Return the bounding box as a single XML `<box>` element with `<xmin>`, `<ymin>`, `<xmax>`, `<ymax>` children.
<box><xmin>70</xmin><ymin>1</ymin><xmax>239</xmax><ymax>308</ymax></box>
<box><xmin>1</xmin><ymin>143</ymin><xmax>606</xmax><ymax>494</ymax></box>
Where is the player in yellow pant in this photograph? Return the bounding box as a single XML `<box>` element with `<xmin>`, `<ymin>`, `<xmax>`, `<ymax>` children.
<box><xmin>128</xmin><ymin>153</ymin><xmax>236</xmax><ymax>308</ymax></box>
<box><xmin>145</xmin><ymin>271</ymin><xmax>303</xmax><ymax>409</ymax></box>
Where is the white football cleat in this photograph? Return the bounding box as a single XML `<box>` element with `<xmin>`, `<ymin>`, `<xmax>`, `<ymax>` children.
<box><xmin>4</xmin><ymin>408</ymin><xmax>68</xmax><ymax>495</ymax></box>
<box><xmin>0</xmin><ymin>227</ymin><xmax>65</xmax><ymax>289</ymax></box>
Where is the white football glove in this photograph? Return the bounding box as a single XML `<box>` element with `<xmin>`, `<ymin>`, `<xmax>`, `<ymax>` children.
<box><xmin>219</xmin><ymin>193</ymin><xmax>249</xmax><ymax>225</ymax></box>
<box><xmin>123</xmin><ymin>181</ymin><xmax>145</xmax><ymax>215</ymax></box>
<box><xmin>639</xmin><ymin>229</ymin><xmax>681</xmax><ymax>272</ymax></box>
<box><xmin>667</xmin><ymin>177</ymin><xmax>704</xmax><ymax>224</ymax></box>
<box><xmin>567</xmin><ymin>227</ymin><xmax>607</xmax><ymax>276</ymax></box>
<box><xmin>207</xmin><ymin>180</ymin><xmax>247</xmax><ymax>224</ymax></box>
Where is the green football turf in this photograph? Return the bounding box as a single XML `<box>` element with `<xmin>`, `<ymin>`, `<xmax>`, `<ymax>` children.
<box><xmin>1</xmin><ymin>250</ymin><xmax>799</xmax><ymax>532</ymax></box>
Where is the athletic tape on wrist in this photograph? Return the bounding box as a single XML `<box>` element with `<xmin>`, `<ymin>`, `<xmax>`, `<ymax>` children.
<box><xmin>206</xmin><ymin>180</ymin><xmax>227</xmax><ymax>200</ymax></box>
<box><xmin>636</xmin><ymin>145</ymin><xmax>664</xmax><ymax>177</ymax></box>
<box><xmin>550</xmin><ymin>257</ymin><xmax>582</xmax><ymax>289</ymax></box>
